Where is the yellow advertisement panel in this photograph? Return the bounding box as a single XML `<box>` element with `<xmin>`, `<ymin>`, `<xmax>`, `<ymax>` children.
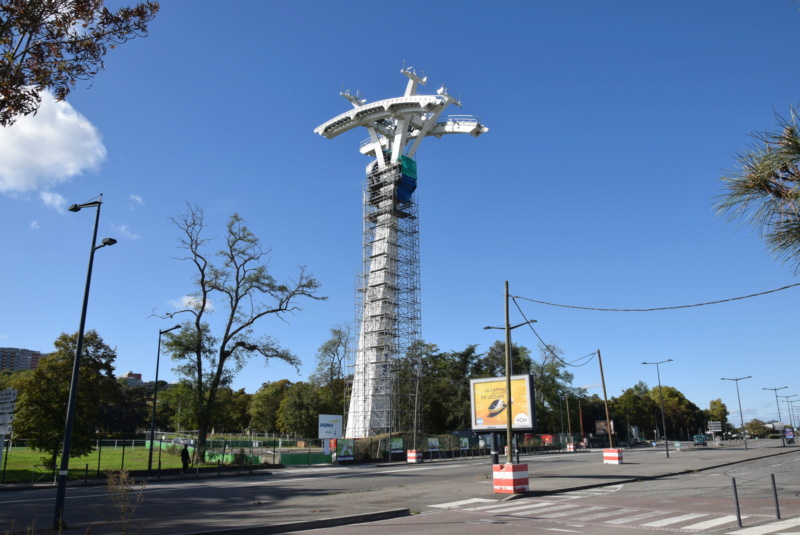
<box><xmin>470</xmin><ymin>375</ymin><xmax>535</xmax><ymax>431</ymax></box>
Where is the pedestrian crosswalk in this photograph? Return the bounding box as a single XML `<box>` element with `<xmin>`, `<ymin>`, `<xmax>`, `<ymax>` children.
<box><xmin>429</xmin><ymin>487</ymin><xmax>798</xmax><ymax>533</ymax></box>
<box><xmin>459</xmin><ymin>498</ymin><xmax>759</xmax><ymax>531</ymax></box>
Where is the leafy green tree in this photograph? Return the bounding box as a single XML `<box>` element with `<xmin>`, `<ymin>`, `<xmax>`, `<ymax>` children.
<box><xmin>718</xmin><ymin>110</ymin><xmax>800</xmax><ymax>271</ymax></box>
<box><xmin>704</xmin><ymin>398</ymin><xmax>729</xmax><ymax>429</ymax></box>
<box><xmin>530</xmin><ymin>343</ymin><xmax>575</xmax><ymax>433</ymax></box>
<box><xmin>611</xmin><ymin>382</ymin><xmax>659</xmax><ymax>440</ymax></box>
<box><xmin>161</xmin><ymin>205</ymin><xmax>323</xmax><ymax>458</ymax></box>
<box><xmin>157</xmin><ymin>380</ymin><xmax>196</xmax><ymax>432</ymax></box>
<box><xmin>646</xmin><ymin>385</ymin><xmax>704</xmax><ymax>439</ymax></box>
<box><xmin>277</xmin><ymin>382</ymin><xmax>323</xmax><ymax>437</ymax></box>
<box><xmin>0</xmin><ymin>0</ymin><xmax>160</xmax><ymax>126</ymax></box>
<box><xmin>577</xmin><ymin>394</ymin><xmax>607</xmax><ymax>437</ymax></box>
<box><xmin>0</xmin><ymin>369</ymin><xmax>25</xmax><ymax>390</ymax></box>
<box><xmin>250</xmin><ymin>380</ymin><xmax>292</xmax><ymax>433</ymax></box>
<box><xmin>101</xmin><ymin>384</ymin><xmax>150</xmax><ymax>436</ymax></box>
<box><xmin>211</xmin><ymin>387</ymin><xmax>251</xmax><ymax>433</ymax></box>
<box><xmin>745</xmin><ymin>418</ymin><xmax>768</xmax><ymax>438</ymax></box>
<box><xmin>421</xmin><ymin>344</ymin><xmax>481</xmax><ymax>434</ymax></box>
<box><xmin>391</xmin><ymin>340</ymin><xmax>435</xmax><ymax>437</ymax></box>
<box><xmin>12</xmin><ymin>330</ymin><xmax>119</xmax><ymax>466</ymax></box>
<box><xmin>309</xmin><ymin>325</ymin><xmax>350</xmax><ymax>417</ymax></box>
<box><xmin>471</xmin><ymin>340</ymin><xmax>532</xmax><ymax>378</ymax></box>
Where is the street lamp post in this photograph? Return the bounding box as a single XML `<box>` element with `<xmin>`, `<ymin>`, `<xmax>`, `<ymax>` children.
<box><xmin>721</xmin><ymin>376</ymin><xmax>751</xmax><ymax>451</ymax></box>
<box><xmin>483</xmin><ymin>281</ymin><xmax>536</xmax><ymax>465</ymax></box>
<box><xmin>53</xmin><ymin>195</ymin><xmax>116</xmax><ymax>530</ymax></box>
<box><xmin>642</xmin><ymin>359</ymin><xmax>672</xmax><ymax>458</ymax></box>
<box><xmin>148</xmin><ymin>324</ymin><xmax>181</xmax><ymax>476</ymax></box>
<box><xmin>763</xmin><ymin>386</ymin><xmax>788</xmax><ymax>446</ymax></box>
<box><xmin>778</xmin><ymin>395</ymin><xmax>797</xmax><ymax>441</ymax></box>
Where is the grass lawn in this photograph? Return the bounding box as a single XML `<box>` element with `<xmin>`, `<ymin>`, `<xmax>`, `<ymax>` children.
<box><xmin>1</xmin><ymin>442</ymin><xmax>187</xmax><ymax>484</ymax></box>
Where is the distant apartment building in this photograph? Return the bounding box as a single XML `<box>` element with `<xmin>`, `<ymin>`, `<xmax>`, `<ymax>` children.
<box><xmin>0</xmin><ymin>347</ymin><xmax>42</xmax><ymax>371</ymax></box>
<box><xmin>118</xmin><ymin>371</ymin><xmax>143</xmax><ymax>385</ymax></box>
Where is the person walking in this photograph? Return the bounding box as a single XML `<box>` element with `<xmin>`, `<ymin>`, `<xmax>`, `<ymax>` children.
<box><xmin>181</xmin><ymin>444</ymin><xmax>191</xmax><ymax>473</ymax></box>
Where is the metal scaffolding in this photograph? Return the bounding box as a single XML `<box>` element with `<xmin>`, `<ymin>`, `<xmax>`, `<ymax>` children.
<box><xmin>346</xmin><ymin>160</ymin><xmax>421</xmax><ymax>437</ymax></box>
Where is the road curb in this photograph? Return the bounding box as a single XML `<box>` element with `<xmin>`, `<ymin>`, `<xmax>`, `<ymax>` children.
<box><xmin>172</xmin><ymin>508</ymin><xmax>411</xmax><ymax>535</ymax></box>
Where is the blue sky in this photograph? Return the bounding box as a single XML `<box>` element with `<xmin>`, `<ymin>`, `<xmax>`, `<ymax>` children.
<box><xmin>1</xmin><ymin>1</ymin><xmax>798</xmax><ymax>428</ymax></box>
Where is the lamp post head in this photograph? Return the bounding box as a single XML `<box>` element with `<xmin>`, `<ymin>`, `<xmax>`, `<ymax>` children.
<box><xmin>160</xmin><ymin>324</ymin><xmax>182</xmax><ymax>335</ymax></box>
<box><xmin>94</xmin><ymin>237</ymin><xmax>117</xmax><ymax>251</ymax></box>
<box><xmin>67</xmin><ymin>200</ymin><xmax>102</xmax><ymax>213</ymax></box>
<box><xmin>484</xmin><ymin>319</ymin><xmax>537</xmax><ymax>331</ymax></box>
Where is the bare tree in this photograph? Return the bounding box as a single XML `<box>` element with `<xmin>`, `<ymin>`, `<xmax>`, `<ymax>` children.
<box><xmin>159</xmin><ymin>204</ymin><xmax>323</xmax><ymax>458</ymax></box>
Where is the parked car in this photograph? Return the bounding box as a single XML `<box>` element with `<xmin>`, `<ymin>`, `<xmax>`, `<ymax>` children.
<box><xmin>693</xmin><ymin>435</ymin><xmax>707</xmax><ymax>446</ymax></box>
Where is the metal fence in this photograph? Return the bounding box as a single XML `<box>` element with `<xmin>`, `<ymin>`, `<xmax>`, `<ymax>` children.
<box><xmin>1</xmin><ymin>433</ymin><xmax>590</xmax><ymax>483</ymax></box>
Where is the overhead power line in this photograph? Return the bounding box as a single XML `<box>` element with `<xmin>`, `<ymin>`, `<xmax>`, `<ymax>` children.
<box><xmin>512</xmin><ymin>283</ymin><xmax>800</xmax><ymax>312</ymax></box>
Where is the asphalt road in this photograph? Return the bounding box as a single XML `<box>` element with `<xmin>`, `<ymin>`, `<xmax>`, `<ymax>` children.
<box><xmin>300</xmin><ymin>447</ymin><xmax>800</xmax><ymax>534</ymax></box>
<box><xmin>0</xmin><ymin>440</ymin><xmax>798</xmax><ymax>534</ymax></box>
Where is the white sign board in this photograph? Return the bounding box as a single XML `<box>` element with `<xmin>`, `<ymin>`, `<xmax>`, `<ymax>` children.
<box><xmin>0</xmin><ymin>390</ymin><xmax>17</xmax><ymax>404</ymax></box>
<box><xmin>0</xmin><ymin>403</ymin><xmax>16</xmax><ymax>414</ymax></box>
<box><xmin>0</xmin><ymin>424</ymin><xmax>11</xmax><ymax>435</ymax></box>
<box><xmin>317</xmin><ymin>414</ymin><xmax>343</xmax><ymax>439</ymax></box>
<box><xmin>0</xmin><ymin>413</ymin><xmax>12</xmax><ymax>424</ymax></box>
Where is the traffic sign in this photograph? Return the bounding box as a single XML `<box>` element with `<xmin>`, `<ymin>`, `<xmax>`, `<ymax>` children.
<box><xmin>0</xmin><ymin>402</ymin><xmax>16</xmax><ymax>414</ymax></box>
<box><xmin>0</xmin><ymin>424</ymin><xmax>11</xmax><ymax>435</ymax></box>
<box><xmin>0</xmin><ymin>389</ymin><xmax>16</xmax><ymax>404</ymax></box>
<box><xmin>0</xmin><ymin>413</ymin><xmax>12</xmax><ymax>424</ymax></box>
<box><xmin>708</xmin><ymin>421</ymin><xmax>723</xmax><ymax>431</ymax></box>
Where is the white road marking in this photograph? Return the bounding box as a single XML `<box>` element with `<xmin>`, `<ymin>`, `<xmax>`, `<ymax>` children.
<box><xmin>605</xmin><ymin>510</ymin><xmax>669</xmax><ymax>524</ymax></box>
<box><xmin>539</xmin><ymin>506</ymin><xmax>608</xmax><ymax>519</ymax></box>
<box><xmin>467</xmin><ymin>500</ymin><xmax>555</xmax><ymax>511</ymax></box>
<box><xmin>429</xmin><ymin>498</ymin><xmax>496</xmax><ymax>509</ymax></box>
<box><xmin>642</xmin><ymin>512</ymin><xmax>708</xmax><ymax>527</ymax></box>
<box><xmin>572</xmin><ymin>508</ymin><xmax>637</xmax><ymax>521</ymax></box>
<box><xmin>684</xmin><ymin>515</ymin><xmax>745</xmax><ymax>530</ymax></box>
<box><xmin>726</xmin><ymin>516</ymin><xmax>800</xmax><ymax>534</ymax></box>
<box><xmin>484</xmin><ymin>503</ymin><xmax>582</xmax><ymax>515</ymax></box>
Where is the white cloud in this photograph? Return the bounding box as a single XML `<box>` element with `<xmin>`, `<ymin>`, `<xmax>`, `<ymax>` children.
<box><xmin>0</xmin><ymin>91</ymin><xmax>106</xmax><ymax>194</ymax></box>
<box><xmin>168</xmin><ymin>296</ymin><xmax>214</xmax><ymax>313</ymax></box>
<box><xmin>30</xmin><ymin>221</ymin><xmax>40</xmax><ymax>230</ymax></box>
<box><xmin>129</xmin><ymin>194</ymin><xmax>144</xmax><ymax>210</ymax></box>
<box><xmin>40</xmin><ymin>191</ymin><xmax>68</xmax><ymax>212</ymax></box>
<box><xmin>110</xmin><ymin>223</ymin><xmax>142</xmax><ymax>241</ymax></box>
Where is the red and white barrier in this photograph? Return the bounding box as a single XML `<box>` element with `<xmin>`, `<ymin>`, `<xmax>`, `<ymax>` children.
<box><xmin>493</xmin><ymin>463</ymin><xmax>529</xmax><ymax>494</ymax></box>
<box><xmin>566</xmin><ymin>443</ymin><xmax>575</xmax><ymax>452</ymax></box>
<box><xmin>406</xmin><ymin>450</ymin><xmax>423</xmax><ymax>463</ymax></box>
<box><xmin>603</xmin><ymin>448</ymin><xmax>623</xmax><ymax>464</ymax></box>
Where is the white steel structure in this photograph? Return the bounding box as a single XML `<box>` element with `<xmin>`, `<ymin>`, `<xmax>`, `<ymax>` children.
<box><xmin>315</xmin><ymin>67</ymin><xmax>487</xmax><ymax>438</ymax></box>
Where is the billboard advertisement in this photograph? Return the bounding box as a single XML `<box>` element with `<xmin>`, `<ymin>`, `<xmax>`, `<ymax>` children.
<box><xmin>470</xmin><ymin>375</ymin><xmax>536</xmax><ymax>431</ymax></box>
<box><xmin>336</xmin><ymin>439</ymin><xmax>354</xmax><ymax>461</ymax></box>
<box><xmin>595</xmin><ymin>419</ymin><xmax>615</xmax><ymax>435</ymax></box>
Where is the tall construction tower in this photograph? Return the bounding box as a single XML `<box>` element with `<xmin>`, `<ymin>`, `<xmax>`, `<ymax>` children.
<box><xmin>314</xmin><ymin>67</ymin><xmax>488</xmax><ymax>438</ymax></box>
